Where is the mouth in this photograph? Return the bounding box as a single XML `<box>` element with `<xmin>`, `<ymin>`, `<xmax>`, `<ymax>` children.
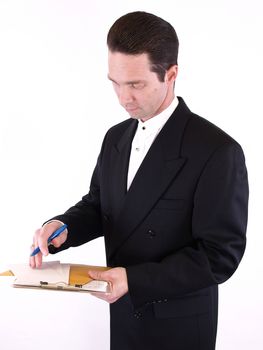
<box><xmin>125</xmin><ymin>106</ymin><xmax>138</xmax><ymax>113</ymax></box>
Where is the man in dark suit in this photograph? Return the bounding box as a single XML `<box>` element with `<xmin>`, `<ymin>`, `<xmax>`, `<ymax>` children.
<box><xmin>30</xmin><ymin>11</ymin><xmax>248</xmax><ymax>350</ymax></box>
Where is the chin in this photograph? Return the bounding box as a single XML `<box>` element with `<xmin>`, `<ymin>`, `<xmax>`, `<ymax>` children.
<box><xmin>127</xmin><ymin>111</ymin><xmax>141</xmax><ymax>119</ymax></box>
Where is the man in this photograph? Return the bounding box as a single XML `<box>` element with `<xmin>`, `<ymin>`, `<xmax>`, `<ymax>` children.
<box><xmin>30</xmin><ymin>11</ymin><xmax>249</xmax><ymax>350</ymax></box>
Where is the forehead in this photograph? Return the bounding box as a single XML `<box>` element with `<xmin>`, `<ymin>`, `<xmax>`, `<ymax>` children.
<box><xmin>108</xmin><ymin>51</ymin><xmax>155</xmax><ymax>82</ymax></box>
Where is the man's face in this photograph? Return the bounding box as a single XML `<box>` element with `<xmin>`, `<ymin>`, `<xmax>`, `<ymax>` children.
<box><xmin>108</xmin><ymin>51</ymin><xmax>176</xmax><ymax>121</ymax></box>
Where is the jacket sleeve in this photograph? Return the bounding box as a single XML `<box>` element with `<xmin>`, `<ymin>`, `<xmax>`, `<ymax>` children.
<box><xmin>126</xmin><ymin>142</ymin><xmax>249</xmax><ymax>308</ymax></box>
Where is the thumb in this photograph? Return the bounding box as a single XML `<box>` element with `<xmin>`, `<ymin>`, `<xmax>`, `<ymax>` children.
<box><xmin>89</xmin><ymin>270</ymin><xmax>107</xmax><ymax>281</ymax></box>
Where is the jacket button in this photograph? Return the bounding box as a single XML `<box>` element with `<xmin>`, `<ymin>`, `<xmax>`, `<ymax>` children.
<box><xmin>147</xmin><ymin>229</ymin><xmax>156</xmax><ymax>238</ymax></box>
<box><xmin>103</xmin><ymin>214</ymin><xmax>109</xmax><ymax>222</ymax></box>
<box><xmin>134</xmin><ymin>311</ymin><xmax>142</xmax><ymax>319</ymax></box>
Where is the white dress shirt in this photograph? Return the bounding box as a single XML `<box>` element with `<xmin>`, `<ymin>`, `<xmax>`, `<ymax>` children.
<box><xmin>127</xmin><ymin>97</ymin><xmax>179</xmax><ymax>190</ymax></box>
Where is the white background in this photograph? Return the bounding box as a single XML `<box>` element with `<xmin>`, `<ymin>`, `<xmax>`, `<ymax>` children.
<box><xmin>0</xmin><ymin>1</ymin><xmax>262</xmax><ymax>349</ymax></box>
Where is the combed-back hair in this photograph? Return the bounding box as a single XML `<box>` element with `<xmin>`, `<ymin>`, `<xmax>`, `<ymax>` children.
<box><xmin>107</xmin><ymin>11</ymin><xmax>179</xmax><ymax>82</ymax></box>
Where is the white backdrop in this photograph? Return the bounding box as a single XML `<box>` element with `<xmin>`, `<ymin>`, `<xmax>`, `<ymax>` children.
<box><xmin>0</xmin><ymin>1</ymin><xmax>262</xmax><ymax>349</ymax></box>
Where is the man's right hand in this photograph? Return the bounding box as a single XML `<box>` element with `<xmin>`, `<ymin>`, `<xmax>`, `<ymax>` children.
<box><xmin>29</xmin><ymin>221</ymin><xmax>68</xmax><ymax>269</ymax></box>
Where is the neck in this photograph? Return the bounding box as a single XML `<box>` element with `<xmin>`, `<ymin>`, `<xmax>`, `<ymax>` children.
<box><xmin>141</xmin><ymin>92</ymin><xmax>175</xmax><ymax>122</ymax></box>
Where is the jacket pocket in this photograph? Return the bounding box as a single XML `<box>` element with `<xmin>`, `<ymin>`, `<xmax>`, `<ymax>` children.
<box><xmin>153</xmin><ymin>294</ymin><xmax>209</xmax><ymax>319</ymax></box>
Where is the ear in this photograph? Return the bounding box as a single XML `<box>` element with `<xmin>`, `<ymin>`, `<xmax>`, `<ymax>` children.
<box><xmin>165</xmin><ymin>65</ymin><xmax>178</xmax><ymax>84</ymax></box>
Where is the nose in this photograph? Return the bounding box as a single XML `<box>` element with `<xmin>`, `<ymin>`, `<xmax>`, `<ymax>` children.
<box><xmin>118</xmin><ymin>86</ymin><xmax>134</xmax><ymax>106</ymax></box>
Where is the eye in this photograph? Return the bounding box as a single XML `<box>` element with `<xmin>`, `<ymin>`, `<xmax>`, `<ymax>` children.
<box><xmin>130</xmin><ymin>82</ymin><xmax>145</xmax><ymax>90</ymax></box>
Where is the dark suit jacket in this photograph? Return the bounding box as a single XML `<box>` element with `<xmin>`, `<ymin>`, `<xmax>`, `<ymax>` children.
<box><xmin>51</xmin><ymin>97</ymin><xmax>248</xmax><ymax>350</ymax></box>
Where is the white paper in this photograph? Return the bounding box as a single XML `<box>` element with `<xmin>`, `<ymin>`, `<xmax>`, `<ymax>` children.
<box><xmin>9</xmin><ymin>261</ymin><xmax>70</xmax><ymax>286</ymax></box>
<box><xmin>83</xmin><ymin>280</ymin><xmax>110</xmax><ymax>293</ymax></box>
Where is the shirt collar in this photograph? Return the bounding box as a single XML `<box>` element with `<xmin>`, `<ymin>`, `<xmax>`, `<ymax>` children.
<box><xmin>137</xmin><ymin>96</ymin><xmax>179</xmax><ymax>137</ymax></box>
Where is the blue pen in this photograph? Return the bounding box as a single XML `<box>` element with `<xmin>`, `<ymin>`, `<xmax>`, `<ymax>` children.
<box><xmin>30</xmin><ymin>224</ymin><xmax>68</xmax><ymax>257</ymax></box>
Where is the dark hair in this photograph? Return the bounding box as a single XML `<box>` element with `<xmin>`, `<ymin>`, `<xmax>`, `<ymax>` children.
<box><xmin>107</xmin><ymin>11</ymin><xmax>179</xmax><ymax>82</ymax></box>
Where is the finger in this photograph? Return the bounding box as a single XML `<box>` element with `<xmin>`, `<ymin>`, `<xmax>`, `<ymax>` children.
<box><xmin>29</xmin><ymin>222</ymin><xmax>67</xmax><ymax>269</ymax></box>
<box><xmin>33</xmin><ymin>231</ymin><xmax>44</xmax><ymax>268</ymax></box>
<box><xmin>88</xmin><ymin>270</ymin><xmax>108</xmax><ymax>281</ymax></box>
<box><xmin>34</xmin><ymin>250</ymin><xmax>43</xmax><ymax>268</ymax></box>
<box><xmin>90</xmin><ymin>292</ymin><xmax>118</xmax><ymax>304</ymax></box>
<box><xmin>29</xmin><ymin>229</ymin><xmax>43</xmax><ymax>268</ymax></box>
<box><xmin>39</xmin><ymin>222</ymin><xmax>68</xmax><ymax>252</ymax></box>
<box><xmin>32</xmin><ymin>226</ymin><xmax>48</xmax><ymax>265</ymax></box>
<box><xmin>50</xmin><ymin>231</ymin><xmax>67</xmax><ymax>248</ymax></box>
<box><xmin>90</xmin><ymin>292</ymin><xmax>108</xmax><ymax>301</ymax></box>
<box><xmin>37</xmin><ymin>228</ymin><xmax>50</xmax><ymax>257</ymax></box>
<box><xmin>29</xmin><ymin>244</ymin><xmax>36</xmax><ymax>268</ymax></box>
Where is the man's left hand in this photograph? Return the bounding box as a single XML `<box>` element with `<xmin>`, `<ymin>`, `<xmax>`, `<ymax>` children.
<box><xmin>88</xmin><ymin>267</ymin><xmax>128</xmax><ymax>303</ymax></box>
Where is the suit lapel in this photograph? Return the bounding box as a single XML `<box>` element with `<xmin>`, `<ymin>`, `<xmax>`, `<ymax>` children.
<box><xmin>108</xmin><ymin>98</ymin><xmax>192</xmax><ymax>259</ymax></box>
<box><xmin>109</xmin><ymin>119</ymin><xmax>138</xmax><ymax>220</ymax></box>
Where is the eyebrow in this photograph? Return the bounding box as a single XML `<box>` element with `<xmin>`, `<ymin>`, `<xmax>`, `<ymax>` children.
<box><xmin>107</xmin><ymin>75</ymin><xmax>146</xmax><ymax>85</ymax></box>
